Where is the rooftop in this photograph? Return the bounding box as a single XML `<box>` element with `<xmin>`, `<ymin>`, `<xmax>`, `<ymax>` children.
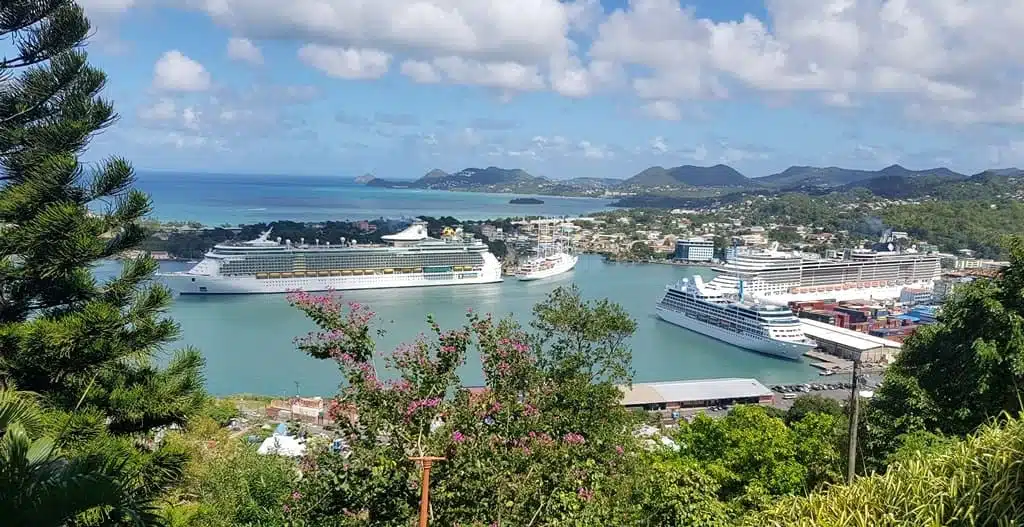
<box><xmin>800</xmin><ymin>318</ymin><xmax>903</xmax><ymax>351</ymax></box>
<box><xmin>619</xmin><ymin>378</ymin><xmax>773</xmax><ymax>406</ymax></box>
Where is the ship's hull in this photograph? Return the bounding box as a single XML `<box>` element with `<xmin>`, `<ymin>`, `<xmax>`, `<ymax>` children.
<box><xmin>516</xmin><ymin>254</ymin><xmax>578</xmax><ymax>281</ymax></box>
<box><xmin>160</xmin><ymin>266</ymin><xmax>502</xmax><ymax>295</ymax></box>
<box><xmin>655</xmin><ymin>306</ymin><xmax>814</xmax><ymax>360</ymax></box>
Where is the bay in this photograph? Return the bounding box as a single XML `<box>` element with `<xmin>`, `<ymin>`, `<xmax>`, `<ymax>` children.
<box><xmin>97</xmin><ymin>257</ymin><xmax>819</xmax><ymax>397</ymax></box>
<box><xmin>135</xmin><ymin>172</ymin><xmax>613</xmax><ymax>225</ymax></box>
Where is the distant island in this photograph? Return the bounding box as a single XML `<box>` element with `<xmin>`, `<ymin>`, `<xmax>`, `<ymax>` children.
<box><xmin>509</xmin><ymin>197</ymin><xmax>544</xmax><ymax>205</ymax></box>
<box><xmin>353</xmin><ymin>164</ymin><xmax>1024</xmax><ymax>207</ymax></box>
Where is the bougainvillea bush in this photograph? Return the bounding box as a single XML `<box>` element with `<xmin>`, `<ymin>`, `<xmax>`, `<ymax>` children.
<box><xmin>281</xmin><ymin>285</ymin><xmax>729</xmax><ymax>527</ymax></box>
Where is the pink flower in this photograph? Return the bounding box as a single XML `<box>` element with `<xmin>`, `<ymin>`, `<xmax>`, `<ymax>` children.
<box><xmin>452</xmin><ymin>430</ymin><xmax>466</xmax><ymax>443</ymax></box>
<box><xmin>577</xmin><ymin>487</ymin><xmax>594</xmax><ymax>501</ymax></box>
<box><xmin>615</xmin><ymin>445</ymin><xmax>624</xmax><ymax>455</ymax></box>
<box><xmin>563</xmin><ymin>432</ymin><xmax>585</xmax><ymax>445</ymax></box>
<box><xmin>292</xmin><ymin>491</ymin><xmax>302</xmax><ymax>500</ymax></box>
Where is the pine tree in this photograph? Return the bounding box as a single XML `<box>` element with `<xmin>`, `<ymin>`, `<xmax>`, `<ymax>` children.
<box><xmin>0</xmin><ymin>1</ymin><xmax>206</xmax><ymax>522</ymax></box>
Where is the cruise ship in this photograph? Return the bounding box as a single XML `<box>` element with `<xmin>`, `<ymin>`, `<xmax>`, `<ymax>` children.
<box><xmin>709</xmin><ymin>246</ymin><xmax>941</xmax><ymax>304</ymax></box>
<box><xmin>516</xmin><ymin>242</ymin><xmax>578</xmax><ymax>281</ymax></box>
<box><xmin>158</xmin><ymin>222</ymin><xmax>503</xmax><ymax>294</ymax></box>
<box><xmin>656</xmin><ymin>276</ymin><xmax>817</xmax><ymax>360</ymax></box>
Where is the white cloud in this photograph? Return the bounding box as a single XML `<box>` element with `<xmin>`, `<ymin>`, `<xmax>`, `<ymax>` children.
<box><xmin>297</xmin><ymin>45</ymin><xmax>392</xmax><ymax>79</ymax></box>
<box><xmin>77</xmin><ymin>0</ymin><xmax>136</xmax><ymax>14</ymax></box>
<box><xmin>641</xmin><ymin>100</ymin><xmax>681</xmax><ymax>121</ymax></box>
<box><xmin>590</xmin><ymin>0</ymin><xmax>1024</xmax><ymax>123</ymax></box>
<box><xmin>649</xmin><ymin>136</ymin><xmax>668</xmax><ymax>154</ymax></box>
<box><xmin>152</xmin><ymin>50</ymin><xmax>211</xmax><ymax>92</ymax></box>
<box><xmin>400</xmin><ymin>61</ymin><xmax>441</xmax><ymax>83</ymax></box>
<box><xmin>138</xmin><ymin>98</ymin><xmax>177</xmax><ymax>121</ymax></box>
<box><xmin>141</xmin><ymin>0</ymin><xmax>1024</xmax><ymax>125</ymax></box>
<box><xmin>227</xmin><ymin>37</ymin><xmax>264</xmax><ymax>65</ymax></box>
<box><xmin>578</xmin><ymin>140</ymin><xmax>611</xmax><ymax>159</ymax></box>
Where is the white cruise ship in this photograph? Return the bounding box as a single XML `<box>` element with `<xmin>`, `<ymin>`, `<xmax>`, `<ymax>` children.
<box><xmin>656</xmin><ymin>276</ymin><xmax>817</xmax><ymax>360</ymax></box>
<box><xmin>158</xmin><ymin>222</ymin><xmax>502</xmax><ymax>294</ymax></box>
<box><xmin>516</xmin><ymin>242</ymin><xmax>578</xmax><ymax>281</ymax></box>
<box><xmin>709</xmin><ymin>246</ymin><xmax>941</xmax><ymax>304</ymax></box>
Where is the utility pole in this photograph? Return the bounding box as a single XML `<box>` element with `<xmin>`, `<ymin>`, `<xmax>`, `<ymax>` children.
<box><xmin>846</xmin><ymin>358</ymin><xmax>861</xmax><ymax>484</ymax></box>
<box><xmin>410</xmin><ymin>456</ymin><xmax>445</xmax><ymax>527</ymax></box>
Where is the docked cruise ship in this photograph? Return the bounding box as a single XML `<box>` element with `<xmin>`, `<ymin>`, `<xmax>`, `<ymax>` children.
<box><xmin>516</xmin><ymin>242</ymin><xmax>578</xmax><ymax>281</ymax></box>
<box><xmin>656</xmin><ymin>276</ymin><xmax>817</xmax><ymax>360</ymax></box>
<box><xmin>158</xmin><ymin>222</ymin><xmax>502</xmax><ymax>294</ymax></box>
<box><xmin>708</xmin><ymin>246</ymin><xmax>941</xmax><ymax>304</ymax></box>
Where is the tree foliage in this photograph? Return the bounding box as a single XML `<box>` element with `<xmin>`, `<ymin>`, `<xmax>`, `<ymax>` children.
<box><xmin>282</xmin><ymin>285</ymin><xmax>734</xmax><ymax>526</ymax></box>
<box><xmin>864</xmin><ymin>236</ymin><xmax>1024</xmax><ymax>465</ymax></box>
<box><xmin>0</xmin><ymin>1</ymin><xmax>205</xmax><ymax>523</ymax></box>
<box><xmin>786</xmin><ymin>394</ymin><xmax>844</xmax><ymax>425</ymax></box>
<box><xmin>882</xmin><ymin>201</ymin><xmax>1024</xmax><ymax>258</ymax></box>
<box><xmin>673</xmin><ymin>405</ymin><xmax>845</xmax><ymax>512</ymax></box>
<box><xmin>749</xmin><ymin>414</ymin><xmax>1024</xmax><ymax>527</ymax></box>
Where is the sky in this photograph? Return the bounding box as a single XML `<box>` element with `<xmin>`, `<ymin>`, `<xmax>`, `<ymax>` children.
<box><xmin>76</xmin><ymin>0</ymin><xmax>1024</xmax><ymax>180</ymax></box>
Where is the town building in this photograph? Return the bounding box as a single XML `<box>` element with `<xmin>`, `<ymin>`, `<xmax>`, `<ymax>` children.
<box><xmin>899</xmin><ymin>287</ymin><xmax>933</xmax><ymax>305</ymax></box>
<box><xmin>619</xmin><ymin>378</ymin><xmax>774</xmax><ymax>411</ymax></box>
<box><xmin>955</xmin><ymin>258</ymin><xmax>1010</xmax><ymax>271</ymax></box>
<box><xmin>673</xmin><ymin>237</ymin><xmax>715</xmax><ymax>262</ymax></box>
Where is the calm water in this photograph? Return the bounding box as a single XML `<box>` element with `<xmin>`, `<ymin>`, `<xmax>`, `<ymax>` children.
<box><xmin>96</xmin><ymin>257</ymin><xmax>819</xmax><ymax>396</ymax></box>
<box><xmin>135</xmin><ymin>172</ymin><xmax>613</xmax><ymax>225</ymax></box>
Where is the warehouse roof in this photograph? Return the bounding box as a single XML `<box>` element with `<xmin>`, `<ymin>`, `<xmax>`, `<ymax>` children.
<box><xmin>619</xmin><ymin>378</ymin><xmax>773</xmax><ymax>407</ymax></box>
<box><xmin>800</xmin><ymin>318</ymin><xmax>903</xmax><ymax>350</ymax></box>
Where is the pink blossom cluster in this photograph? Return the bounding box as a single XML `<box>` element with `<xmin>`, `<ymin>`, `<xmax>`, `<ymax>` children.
<box><xmin>385</xmin><ymin>378</ymin><xmax>412</xmax><ymax>393</ymax></box>
<box><xmin>405</xmin><ymin>397</ymin><xmax>442</xmax><ymax>417</ymax></box>
<box><xmin>451</xmin><ymin>430</ymin><xmax>466</xmax><ymax>443</ymax></box>
<box><xmin>562</xmin><ymin>432</ymin><xmax>586</xmax><ymax>445</ymax></box>
<box><xmin>577</xmin><ymin>487</ymin><xmax>594</xmax><ymax>501</ymax></box>
<box><xmin>522</xmin><ymin>403</ymin><xmax>540</xmax><ymax>417</ymax></box>
<box><xmin>526</xmin><ymin>431</ymin><xmax>554</xmax><ymax>446</ymax></box>
<box><xmin>355</xmin><ymin>361</ymin><xmax>383</xmax><ymax>389</ymax></box>
<box><xmin>391</xmin><ymin>341</ymin><xmax>430</xmax><ymax>370</ymax></box>
<box><xmin>287</xmin><ymin>290</ymin><xmax>342</xmax><ymax>313</ymax></box>
<box><xmin>345</xmin><ymin>301</ymin><xmax>376</xmax><ymax>326</ymax></box>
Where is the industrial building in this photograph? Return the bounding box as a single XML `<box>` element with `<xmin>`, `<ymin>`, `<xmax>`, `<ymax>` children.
<box><xmin>800</xmin><ymin>318</ymin><xmax>902</xmax><ymax>363</ymax></box>
<box><xmin>674</xmin><ymin>237</ymin><xmax>715</xmax><ymax>262</ymax></box>
<box><xmin>619</xmin><ymin>378</ymin><xmax>774</xmax><ymax>411</ymax></box>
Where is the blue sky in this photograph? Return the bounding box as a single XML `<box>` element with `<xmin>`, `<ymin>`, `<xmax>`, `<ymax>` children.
<box><xmin>78</xmin><ymin>0</ymin><xmax>1024</xmax><ymax>179</ymax></box>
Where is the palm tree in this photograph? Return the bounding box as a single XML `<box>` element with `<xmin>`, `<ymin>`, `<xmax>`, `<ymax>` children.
<box><xmin>0</xmin><ymin>388</ymin><xmax>163</xmax><ymax>526</ymax></box>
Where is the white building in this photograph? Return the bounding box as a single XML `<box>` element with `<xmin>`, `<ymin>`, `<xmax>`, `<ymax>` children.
<box><xmin>674</xmin><ymin>238</ymin><xmax>715</xmax><ymax>262</ymax></box>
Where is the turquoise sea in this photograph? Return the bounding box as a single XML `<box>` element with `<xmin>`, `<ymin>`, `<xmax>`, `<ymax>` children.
<box><xmin>96</xmin><ymin>257</ymin><xmax>819</xmax><ymax>396</ymax></box>
<box><xmin>135</xmin><ymin>171</ymin><xmax>613</xmax><ymax>225</ymax></box>
<box><xmin>93</xmin><ymin>172</ymin><xmax>825</xmax><ymax>396</ymax></box>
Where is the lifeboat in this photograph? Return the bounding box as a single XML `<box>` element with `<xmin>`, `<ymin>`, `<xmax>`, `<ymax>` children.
<box><xmin>341</xmin><ymin>270</ymin><xmax>352</xmax><ymax>276</ymax></box>
<box><xmin>414</xmin><ymin>268</ymin><xmax>423</xmax><ymax>273</ymax></box>
<box><xmin>383</xmin><ymin>269</ymin><xmax>394</xmax><ymax>274</ymax></box>
<box><xmin>256</xmin><ymin>273</ymin><xmax>268</xmax><ymax>279</ymax></box>
<box><xmin>318</xmin><ymin>271</ymin><xmax>330</xmax><ymax>277</ymax></box>
<box><xmin>270</xmin><ymin>273</ymin><xmax>283</xmax><ymax>279</ymax></box>
<box><xmin>330</xmin><ymin>270</ymin><xmax>342</xmax><ymax>276</ymax></box>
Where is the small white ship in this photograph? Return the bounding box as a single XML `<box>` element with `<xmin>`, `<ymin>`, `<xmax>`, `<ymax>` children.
<box><xmin>158</xmin><ymin>222</ymin><xmax>502</xmax><ymax>294</ymax></box>
<box><xmin>516</xmin><ymin>242</ymin><xmax>578</xmax><ymax>281</ymax></box>
<box><xmin>655</xmin><ymin>276</ymin><xmax>817</xmax><ymax>360</ymax></box>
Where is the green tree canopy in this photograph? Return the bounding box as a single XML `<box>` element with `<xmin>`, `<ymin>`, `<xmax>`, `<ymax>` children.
<box><xmin>864</xmin><ymin>236</ymin><xmax>1024</xmax><ymax>465</ymax></box>
<box><xmin>786</xmin><ymin>394</ymin><xmax>844</xmax><ymax>425</ymax></box>
<box><xmin>0</xmin><ymin>1</ymin><xmax>205</xmax><ymax>523</ymax></box>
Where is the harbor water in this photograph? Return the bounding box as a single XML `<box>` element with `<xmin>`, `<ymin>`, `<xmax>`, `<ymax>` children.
<box><xmin>134</xmin><ymin>172</ymin><xmax>613</xmax><ymax>225</ymax></box>
<box><xmin>97</xmin><ymin>256</ymin><xmax>819</xmax><ymax>396</ymax></box>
